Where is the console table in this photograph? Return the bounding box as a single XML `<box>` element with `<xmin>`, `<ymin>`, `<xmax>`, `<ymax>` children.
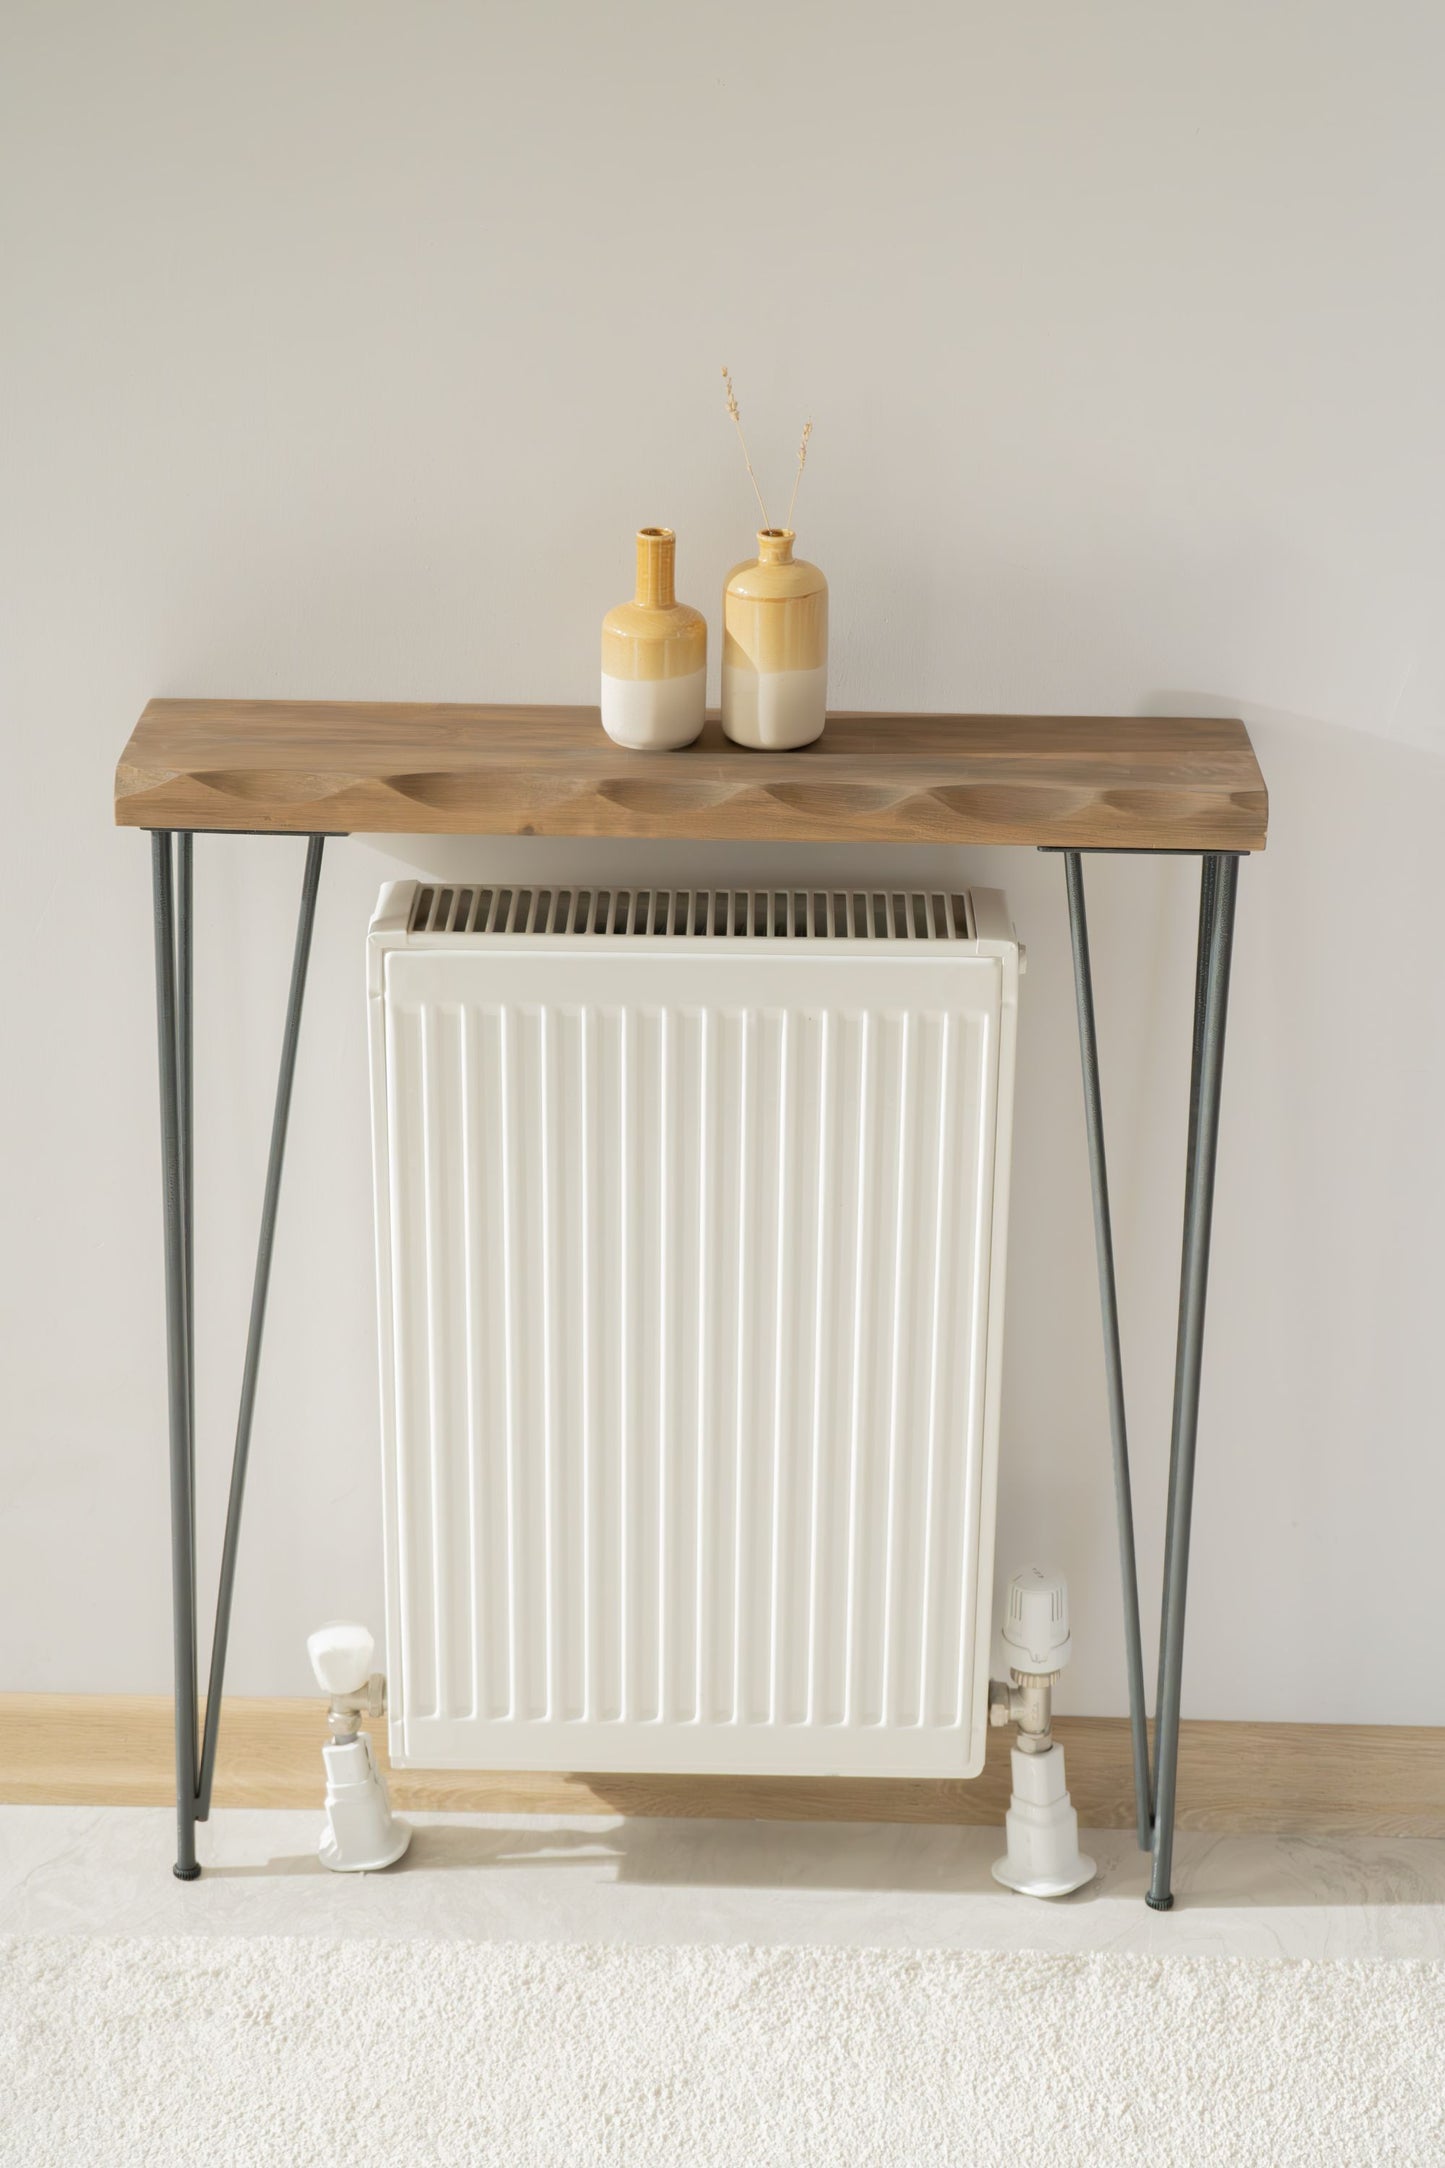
<box><xmin>114</xmin><ymin>701</ymin><xmax>1268</xmax><ymax>1906</ymax></box>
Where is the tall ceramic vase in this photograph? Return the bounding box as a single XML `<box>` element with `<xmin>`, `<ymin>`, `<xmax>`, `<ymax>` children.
<box><xmin>600</xmin><ymin>527</ymin><xmax>707</xmax><ymax>751</ymax></box>
<box><xmin>721</xmin><ymin>527</ymin><xmax>827</xmax><ymax>750</ymax></box>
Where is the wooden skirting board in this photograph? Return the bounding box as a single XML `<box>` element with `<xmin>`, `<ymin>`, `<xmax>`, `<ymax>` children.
<box><xmin>1</xmin><ymin>1697</ymin><xmax>1440</xmax><ymax>1836</ymax></box>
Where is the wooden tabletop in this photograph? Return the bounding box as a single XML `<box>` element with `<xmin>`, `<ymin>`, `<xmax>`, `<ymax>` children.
<box><xmin>114</xmin><ymin>702</ymin><xmax>1268</xmax><ymax>851</ymax></box>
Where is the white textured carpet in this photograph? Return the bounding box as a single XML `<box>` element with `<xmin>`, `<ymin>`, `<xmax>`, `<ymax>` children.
<box><xmin>2</xmin><ymin>1936</ymin><xmax>1441</xmax><ymax>2167</ymax></box>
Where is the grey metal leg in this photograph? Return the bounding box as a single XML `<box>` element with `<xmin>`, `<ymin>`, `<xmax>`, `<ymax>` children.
<box><xmin>1064</xmin><ymin>853</ymin><xmax>1152</xmax><ymax>1852</ymax></box>
<box><xmin>177</xmin><ymin>834</ymin><xmax>197</xmax><ymax>1763</ymax></box>
<box><xmin>151</xmin><ymin>833</ymin><xmax>200</xmax><ymax>1878</ymax></box>
<box><xmin>150</xmin><ymin>832</ymin><xmax>325</xmax><ymax>1876</ymax></box>
<box><xmin>1148</xmin><ymin>852</ymin><xmax>1238</xmax><ymax>1908</ymax></box>
<box><xmin>198</xmin><ymin>834</ymin><xmax>324</xmax><ymax>1818</ymax></box>
<box><xmin>1151</xmin><ymin>853</ymin><xmax>1216</xmax><ymax>1794</ymax></box>
<box><xmin>1064</xmin><ymin>851</ymin><xmax>1240</xmax><ymax>1909</ymax></box>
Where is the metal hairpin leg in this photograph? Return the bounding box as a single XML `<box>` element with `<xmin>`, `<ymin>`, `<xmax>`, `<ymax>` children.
<box><xmin>1065</xmin><ymin>853</ymin><xmax>1152</xmax><ymax>1854</ymax></box>
<box><xmin>1063</xmin><ymin>849</ymin><xmax>1240</xmax><ymax>1909</ymax></box>
<box><xmin>150</xmin><ymin>831</ymin><xmax>325</xmax><ymax>1878</ymax></box>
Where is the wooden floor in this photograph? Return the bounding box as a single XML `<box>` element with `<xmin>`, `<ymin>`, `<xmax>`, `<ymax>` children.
<box><xmin>3</xmin><ymin>1697</ymin><xmax>1441</xmax><ymax>1837</ymax></box>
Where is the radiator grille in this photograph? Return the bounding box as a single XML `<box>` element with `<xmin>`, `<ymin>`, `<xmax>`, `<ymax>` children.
<box><xmin>409</xmin><ymin>885</ymin><xmax>976</xmax><ymax>941</ymax></box>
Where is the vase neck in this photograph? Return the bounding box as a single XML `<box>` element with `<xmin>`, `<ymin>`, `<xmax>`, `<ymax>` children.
<box><xmin>756</xmin><ymin>528</ymin><xmax>795</xmax><ymax>565</ymax></box>
<box><xmin>635</xmin><ymin>527</ymin><xmax>676</xmax><ymax>609</ymax></box>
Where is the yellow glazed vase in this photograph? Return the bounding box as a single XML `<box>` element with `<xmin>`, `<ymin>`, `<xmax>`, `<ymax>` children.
<box><xmin>600</xmin><ymin>527</ymin><xmax>707</xmax><ymax>751</ymax></box>
<box><xmin>721</xmin><ymin>527</ymin><xmax>828</xmax><ymax>750</ymax></box>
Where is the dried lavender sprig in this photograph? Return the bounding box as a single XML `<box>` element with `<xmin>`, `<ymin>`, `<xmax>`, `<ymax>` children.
<box><xmin>721</xmin><ymin>366</ymin><xmax>771</xmax><ymax>529</ymax></box>
<box><xmin>786</xmin><ymin>419</ymin><xmax>813</xmax><ymax>532</ymax></box>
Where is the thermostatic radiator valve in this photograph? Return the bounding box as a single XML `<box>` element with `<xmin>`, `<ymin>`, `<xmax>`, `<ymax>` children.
<box><xmin>989</xmin><ymin>1568</ymin><xmax>1096</xmax><ymax>1898</ymax></box>
<box><xmin>307</xmin><ymin>1621</ymin><xmax>411</xmax><ymax>1874</ymax></box>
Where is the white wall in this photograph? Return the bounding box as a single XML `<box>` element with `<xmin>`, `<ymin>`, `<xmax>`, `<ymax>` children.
<box><xmin>3</xmin><ymin>1</ymin><xmax>1444</xmax><ymax>1724</ymax></box>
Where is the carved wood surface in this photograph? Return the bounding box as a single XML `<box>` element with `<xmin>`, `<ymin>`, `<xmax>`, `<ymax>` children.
<box><xmin>116</xmin><ymin>702</ymin><xmax>1268</xmax><ymax>849</ymax></box>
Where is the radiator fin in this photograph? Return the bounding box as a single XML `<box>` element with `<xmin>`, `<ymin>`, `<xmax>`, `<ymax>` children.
<box><xmin>385</xmin><ymin>997</ymin><xmax>996</xmax><ymax>1759</ymax></box>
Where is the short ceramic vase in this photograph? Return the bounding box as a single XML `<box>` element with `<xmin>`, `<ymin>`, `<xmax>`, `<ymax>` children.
<box><xmin>600</xmin><ymin>527</ymin><xmax>707</xmax><ymax>750</ymax></box>
<box><xmin>720</xmin><ymin>527</ymin><xmax>827</xmax><ymax>750</ymax></box>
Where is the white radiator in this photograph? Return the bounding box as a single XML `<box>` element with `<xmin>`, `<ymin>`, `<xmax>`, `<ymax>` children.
<box><xmin>368</xmin><ymin>881</ymin><xmax>1020</xmax><ymax>1779</ymax></box>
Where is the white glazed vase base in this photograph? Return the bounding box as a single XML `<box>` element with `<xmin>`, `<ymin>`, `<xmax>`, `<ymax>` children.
<box><xmin>721</xmin><ymin>663</ymin><xmax>827</xmax><ymax>751</ymax></box>
<box><xmin>601</xmin><ymin>668</ymin><xmax>706</xmax><ymax>752</ymax></box>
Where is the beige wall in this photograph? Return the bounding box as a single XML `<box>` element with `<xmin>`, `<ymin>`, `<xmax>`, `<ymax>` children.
<box><xmin>3</xmin><ymin>1</ymin><xmax>1443</xmax><ymax>1723</ymax></box>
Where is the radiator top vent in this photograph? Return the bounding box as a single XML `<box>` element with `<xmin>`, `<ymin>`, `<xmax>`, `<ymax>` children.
<box><xmin>408</xmin><ymin>885</ymin><xmax>977</xmax><ymax>942</ymax></box>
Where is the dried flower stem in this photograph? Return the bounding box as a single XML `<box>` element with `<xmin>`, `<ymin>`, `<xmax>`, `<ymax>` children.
<box><xmin>721</xmin><ymin>366</ymin><xmax>771</xmax><ymax>529</ymax></box>
<box><xmin>786</xmin><ymin>419</ymin><xmax>813</xmax><ymax>532</ymax></box>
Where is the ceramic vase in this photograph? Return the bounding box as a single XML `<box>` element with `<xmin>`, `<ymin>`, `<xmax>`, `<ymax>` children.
<box><xmin>720</xmin><ymin>527</ymin><xmax>827</xmax><ymax>750</ymax></box>
<box><xmin>600</xmin><ymin>527</ymin><xmax>707</xmax><ymax>750</ymax></box>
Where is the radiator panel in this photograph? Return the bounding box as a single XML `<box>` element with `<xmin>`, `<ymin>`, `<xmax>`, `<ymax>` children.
<box><xmin>370</xmin><ymin>896</ymin><xmax>1018</xmax><ymax>1779</ymax></box>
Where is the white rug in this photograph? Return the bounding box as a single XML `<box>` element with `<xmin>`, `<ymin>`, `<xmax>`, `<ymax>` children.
<box><xmin>2</xmin><ymin>1936</ymin><xmax>1441</xmax><ymax>2167</ymax></box>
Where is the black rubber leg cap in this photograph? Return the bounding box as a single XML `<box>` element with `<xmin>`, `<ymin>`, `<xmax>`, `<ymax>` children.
<box><xmin>1144</xmin><ymin>1891</ymin><xmax>1174</xmax><ymax>1911</ymax></box>
<box><xmin>173</xmin><ymin>1863</ymin><xmax>202</xmax><ymax>1882</ymax></box>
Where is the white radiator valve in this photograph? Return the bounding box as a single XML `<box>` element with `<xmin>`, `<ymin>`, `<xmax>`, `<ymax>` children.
<box><xmin>990</xmin><ymin>1568</ymin><xmax>1096</xmax><ymax>1899</ymax></box>
<box><xmin>1002</xmin><ymin>1563</ymin><xmax>1072</xmax><ymax>1675</ymax></box>
<box><xmin>306</xmin><ymin>1621</ymin><xmax>411</xmax><ymax>1874</ymax></box>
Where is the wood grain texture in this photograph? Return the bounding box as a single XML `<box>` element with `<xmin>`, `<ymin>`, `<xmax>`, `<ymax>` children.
<box><xmin>114</xmin><ymin>703</ymin><xmax>1268</xmax><ymax>850</ymax></box>
<box><xmin>3</xmin><ymin>1698</ymin><xmax>1435</xmax><ymax>1835</ymax></box>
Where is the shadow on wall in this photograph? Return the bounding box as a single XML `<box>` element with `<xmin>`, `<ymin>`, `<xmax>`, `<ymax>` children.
<box><xmin>233</xmin><ymin>703</ymin><xmax>1445</xmax><ymax>1725</ymax></box>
